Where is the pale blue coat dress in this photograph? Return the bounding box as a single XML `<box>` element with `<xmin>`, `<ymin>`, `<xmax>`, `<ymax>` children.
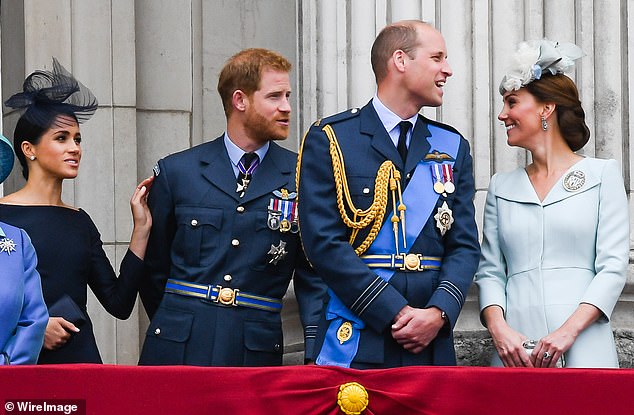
<box><xmin>475</xmin><ymin>158</ymin><xmax>628</xmax><ymax>368</ymax></box>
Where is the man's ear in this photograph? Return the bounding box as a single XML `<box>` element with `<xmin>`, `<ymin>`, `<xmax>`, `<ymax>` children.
<box><xmin>391</xmin><ymin>49</ymin><xmax>407</xmax><ymax>74</ymax></box>
<box><xmin>232</xmin><ymin>90</ymin><xmax>249</xmax><ymax>113</ymax></box>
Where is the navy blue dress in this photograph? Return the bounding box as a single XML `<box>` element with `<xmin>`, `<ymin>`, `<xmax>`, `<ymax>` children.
<box><xmin>0</xmin><ymin>204</ymin><xmax>144</xmax><ymax>364</ymax></box>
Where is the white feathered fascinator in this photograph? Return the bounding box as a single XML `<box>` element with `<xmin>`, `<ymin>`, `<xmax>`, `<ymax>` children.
<box><xmin>499</xmin><ymin>39</ymin><xmax>583</xmax><ymax>94</ymax></box>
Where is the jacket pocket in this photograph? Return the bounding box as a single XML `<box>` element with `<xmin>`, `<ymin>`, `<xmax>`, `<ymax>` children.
<box><xmin>140</xmin><ymin>308</ymin><xmax>194</xmax><ymax>365</ymax></box>
<box><xmin>174</xmin><ymin>205</ymin><xmax>223</xmax><ymax>266</ymax></box>
<box><xmin>243</xmin><ymin>320</ymin><xmax>283</xmax><ymax>366</ymax></box>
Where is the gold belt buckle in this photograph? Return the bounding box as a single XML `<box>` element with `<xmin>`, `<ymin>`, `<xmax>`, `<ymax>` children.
<box><xmin>403</xmin><ymin>253</ymin><xmax>421</xmax><ymax>271</ymax></box>
<box><xmin>215</xmin><ymin>286</ymin><xmax>239</xmax><ymax>306</ymax></box>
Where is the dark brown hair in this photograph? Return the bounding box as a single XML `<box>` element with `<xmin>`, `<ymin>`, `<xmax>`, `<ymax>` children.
<box><xmin>217</xmin><ymin>48</ymin><xmax>291</xmax><ymax>117</ymax></box>
<box><xmin>525</xmin><ymin>73</ymin><xmax>590</xmax><ymax>151</ymax></box>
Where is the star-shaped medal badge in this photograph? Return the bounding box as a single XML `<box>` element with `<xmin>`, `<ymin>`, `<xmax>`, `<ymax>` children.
<box><xmin>268</xmin><ymin>240</ymin><xmax>288</xmax><ymax>265</ymax></box>
<box><xmin>434</xmin><ymin>201</ymin><xmax>454</xmax><ymax>236</ymax></box>
<box><xmin>0</xmin><ymin>237</ymin><xmax>17</xmax><ymax>255</ymax></box>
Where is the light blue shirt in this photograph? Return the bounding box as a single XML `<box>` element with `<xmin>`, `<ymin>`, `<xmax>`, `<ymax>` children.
<box><xmin>223</xmin><ymin>133</ymin><xmax>270</xmax><ymax>178</ymax></box>
<box><xmin>371</xmin><ymin>95</ymin><xmax>418</xmax><ymax>149</ymax></box>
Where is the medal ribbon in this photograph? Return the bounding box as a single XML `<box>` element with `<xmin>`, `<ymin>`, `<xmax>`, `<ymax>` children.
<box><xmin>316</xmin><ymin>123</ymin><xmax>460</xmax><ymax>368</ymax></box>
<box><xmin>442</xmin><ymin>163</ymin><xmax>454</xmax><ymax>186</ymax></box>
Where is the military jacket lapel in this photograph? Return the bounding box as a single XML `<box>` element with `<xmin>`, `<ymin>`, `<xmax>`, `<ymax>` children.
<box><xmin>404</xmin><ymin>116</ymin><xmax>432</xmax><ymax>174</ymax></box>
<box><xmin>361</xmin><ymin>105</ymin><xmax>403</xmax><ymax>169</ymax></box>
<box><xmin>200</xmin><ymin>137</ymin><xmax>243</xmax><ymax>201</ymax></box>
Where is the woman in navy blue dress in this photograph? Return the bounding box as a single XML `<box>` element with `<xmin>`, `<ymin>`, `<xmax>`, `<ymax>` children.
<box><xmin>0</xmin><ymin>58</ymin><xmax>153</xmax><ymax>363</ymax></box>
<box><xmin>0</xmin><ymin>133</ymin><xmax>48</xmax><ymax>364</ymax></box>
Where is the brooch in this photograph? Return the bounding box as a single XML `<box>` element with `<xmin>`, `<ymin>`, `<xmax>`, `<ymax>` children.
<box><xmin>563</xmin><ymin>170</ymin><xmax>585</xmax><ymax>192</ymax></box>
<box><xmin>0</xmin><ymin>237</ymin><xmax>17</xmax><ymax>255</ymax></box>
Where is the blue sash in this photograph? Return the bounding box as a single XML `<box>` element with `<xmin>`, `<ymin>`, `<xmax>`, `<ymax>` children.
<box><xmin>316</xmin><ymin>124</ymin><xmax>460</xmax><ymax>367</ymax></box>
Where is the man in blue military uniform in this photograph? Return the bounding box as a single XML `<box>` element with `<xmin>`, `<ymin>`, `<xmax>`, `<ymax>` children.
<box><xmin>139</xmin><ymin>48</ymin><xmax>325</xmax><ymax>366</ymax></box>
<box><xmin>297</xmin><ymin>20</ymin><xmax>480</xmax><ymax>368</ymax></box>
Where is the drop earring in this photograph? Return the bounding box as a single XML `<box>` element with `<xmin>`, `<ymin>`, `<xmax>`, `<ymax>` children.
<box><xmin>541</xmin><ymin>116</ymin><xmax>548</xmax><ymax>131</ymax></box>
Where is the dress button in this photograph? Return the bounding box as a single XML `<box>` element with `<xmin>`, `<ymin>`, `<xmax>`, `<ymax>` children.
<box><xmin>191</xmin><ymin>219</ymin><xmax>198</xmax><ymax>226</ymax></box>
<box><xmin>406</xmin><ymin>173</ymin><xmax>411</xmax><ymax>179</ymax></box>
<box><xmin>223</xmin><ymin>274</ymin><xmax>232</xmax><ymax>282</ymax></box>
<box><xmin>231</xmin><ymin>239</ymin><xmax>240</xmax><ymax>246</ymax></box>
<box><xmin>236</xmin><ymin>206</ymin><xmax>245</xmax><ymax>213</ymax></box>
<box><xmin>362</xmin><ymin>187</ymin><xmax>370</xmax><ymax>194</ymax></box>
<box><xmin>274</xmin><ymin>343</ymin><xmax>281</xmax><ymax>352</ymax></box>
<box><xmin>154</xmin><ymin>328</ymin><xmax>161</xmax><ymax>335</ymax></box>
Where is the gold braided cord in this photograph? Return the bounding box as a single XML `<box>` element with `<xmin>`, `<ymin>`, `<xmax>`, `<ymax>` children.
<box><xmin>322</xmin><ymin>124</ymin><xmax>398</xmax><ymax>256</ymax></box>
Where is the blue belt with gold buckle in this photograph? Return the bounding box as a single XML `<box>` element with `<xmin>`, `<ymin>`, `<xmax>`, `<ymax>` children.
<box><xmin>165</xmin><ymin>278</ymin><xmax>283</xmax><ymax>313</ymax></box>
<box><xmin>360</xmin><ymin>253</ymin><xmax>442</xmax><ymax>271</ymax></box>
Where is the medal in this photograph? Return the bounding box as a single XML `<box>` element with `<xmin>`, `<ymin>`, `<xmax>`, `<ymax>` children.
<box><xmin>237</xmin><ymin>177</ymin><xmax>250</xmax><ymax>197</ymax></box>
<box><xmin>434</xmin><ymin>201</ymin><xmax>454</xmax><ymax>236</ymax></box>
<box><xmin>290</xmin><ymin>221</ymin><xmax>299</xmax><ymax>234</ymax></box>
<box><xmin>0</xmin><ymin>237</ymin><xmax>16</xmax><ymax>255</ymax></box>
<box><xmin>280</xmin><ymin>219</ymin><xmax>291</xmax><ymax>232</ymax></box>
<box><xmin>442</xmin><ymin>164</ymin><xmax>455</xmax><ymax>194</ymax></box>
<box><xmin>268</xmin><ymin>240</ymin><xmax>288</xmax><ymax>265</ymax></box>
<box><xmin>267</xmin><ymin>211</ymin><xmax>281</xmax><ymax>230</ymax></box>
<box><xmin>563</xmin><ymin>170</ymin><xmax>585</xmax><ymax>192</ymax></box>
<box><xmin>431</xmin><ymin>163</ymin><xmax>445</xmax><ymax>194</ymax></box>
<box><xmin>336</xmin><ymin>321</ymin><xmax>353</xmax><ymax>344</ymax></box>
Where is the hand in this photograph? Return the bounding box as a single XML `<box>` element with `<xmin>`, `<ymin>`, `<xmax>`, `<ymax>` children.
<box><xmin>530</xmin><ymin>328</ymin><xmax>574</xmax><ymax>368</ymax></box>
<box><xmin>128</xmin><ymin>176</ymin><xmax>154</xmax><ymax>259</ymax></box>
<box><xmin>131</xmin><ymin>175</ymin><xmax>154</xmax><ymax>232</ymax></box>
<box><xmin>488</xmin><ymin>322</ymin><xmax>533</xmax><ymax>368</ymax></box>
<box><xmin>391</xmin><ymin>305</ymin><xmax>444</xmax><ymax>354</ymax></box>
<box><xmin>43</xmin><ymin>317</ymin><xmax>80</xmax><ymax>350</ymax></box>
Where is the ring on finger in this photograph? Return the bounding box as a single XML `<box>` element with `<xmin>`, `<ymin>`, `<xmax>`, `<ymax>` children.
<box><xmin>543</xmin><ymin>351</ymin><xmax>552</xmax><ymax>359</ymax></box>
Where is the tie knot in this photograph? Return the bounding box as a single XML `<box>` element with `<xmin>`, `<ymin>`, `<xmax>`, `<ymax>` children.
<box><xmin>240</xmin><ymin>152</ymin><xmax>259</xmax><ymax>169</ymax></box>
<box><xmin>398</xmin><ymin>121</ymin><xmax>412</xmax><ymax>136</ymax></box>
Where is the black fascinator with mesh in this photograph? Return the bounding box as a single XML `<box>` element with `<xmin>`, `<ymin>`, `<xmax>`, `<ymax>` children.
<box><xmin>5</xmin><ymin>57</ymin><xmax>98</xmax><ymax>128</ymax></box>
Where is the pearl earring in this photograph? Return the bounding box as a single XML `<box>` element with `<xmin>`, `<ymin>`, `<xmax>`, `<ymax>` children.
<box><xmin>541</xmin><ymin>116</ymin><xmax>548</xmax><ymax>131</ymax></box>
<box><xmin>29</xmin><ymin>155</ymin><xmax>36</xmax><ymax>161</ymax></box>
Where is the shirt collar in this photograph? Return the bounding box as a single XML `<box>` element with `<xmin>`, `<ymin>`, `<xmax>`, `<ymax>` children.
<box><xmin>223</xmin><ymin>133</ymin><xmax>270</xmax><ymax>167</ymax></box>
<box><xmin>371</xmin><ymin>95</ymin><xmax>418</xmax><ymax>134</ymax></box>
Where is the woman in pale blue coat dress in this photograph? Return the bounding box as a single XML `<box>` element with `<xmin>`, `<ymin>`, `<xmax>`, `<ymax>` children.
<box><xmin>0</xmin><ymin>134</ymin><xmax>48</xmax><ymax>364</ymax></box>
<box><xmin>475</xmin><ymin>40</ymin><xmax>628</xmax><ymax>368</ymax></box>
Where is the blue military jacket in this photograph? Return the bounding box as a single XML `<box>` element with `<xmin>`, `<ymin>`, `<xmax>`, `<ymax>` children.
<box><xmin>298</xmin><ymin>102</ymin><xmax>480</xmax><ymax>367</ymax></box>
<box><xmin>0</xmin><ymin>222</ymin><xmax>48</xmax><ymax>364</ymax></box>
<box><xmin>139</xmin><ymin>137</ymin><xmax>325</xmax><ymax>366</ymax></box>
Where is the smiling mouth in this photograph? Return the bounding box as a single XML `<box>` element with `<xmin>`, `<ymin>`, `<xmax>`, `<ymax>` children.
<box><xmin>435</xmin><ymin>80</ymin><xmax>446</xmax><ymax>88</ymax></box>
<box><xmin>505</xmin><ymin>124</ymin><xmax>516</xmax><ymax>131</ymax></box>
<box><xmin>65</xmin><ymin>159</ymin><xmax>79</xmax><ymax>166</ymax></box>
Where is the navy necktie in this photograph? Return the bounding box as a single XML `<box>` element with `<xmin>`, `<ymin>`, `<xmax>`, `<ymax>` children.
<box><xmin>236</xmin><ymin>152</ymin><xmax>259</xmax><ymax>197</ymax></box>
<box><xmin>397</xmin><ymin>121</ymin><xmax>412</xmax><ymax>163</ymax></box>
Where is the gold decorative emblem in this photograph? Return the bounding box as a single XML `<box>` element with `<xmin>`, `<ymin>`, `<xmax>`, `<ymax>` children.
<box><xmin>337</xmin><ymin>382</ymin><xmax>369</xmax><ymax>415</ymax></box>
<box><xmin>280</xmin><ymin>219</ymin><xmax>291</xmax><ymax>232</ymax></box>
<box><xmin>218</xmin><ymin>287</ymin><xmax>236</xmax><ymax>305</ymax></box>
<box><xmin>336</xmin><ymin>321</ymin><xmax>353</xmax><ymax>344</ymax></box>
<box><xmin>433</xmin><ymin>180</ymin><xmax>445</xmax><ymax>194</ymax></box>
<box><xmin>563</xmin><ymin>170</ymin><xmax>585</xmax><ymax>192</ymax></box>
<box><xmin>434</xmin><ymin>201</ymin><xmax>454</xmax><ymax>236</ymax></box>
<box><xmin>404</xmin><ymin>253</ymin><xmax>421</xmax><ymax>271</ymax></box>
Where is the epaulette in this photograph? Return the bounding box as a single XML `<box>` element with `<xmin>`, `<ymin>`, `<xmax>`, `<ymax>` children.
<box><xmin>313</xmin><ymin>108</ymin><xmax>360</xmax><ymax>127</ymax></box>
<box><xmin>421</xmin><ymin>115</ymin><xmax>464</xmax><ymax>138</ymax></box>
